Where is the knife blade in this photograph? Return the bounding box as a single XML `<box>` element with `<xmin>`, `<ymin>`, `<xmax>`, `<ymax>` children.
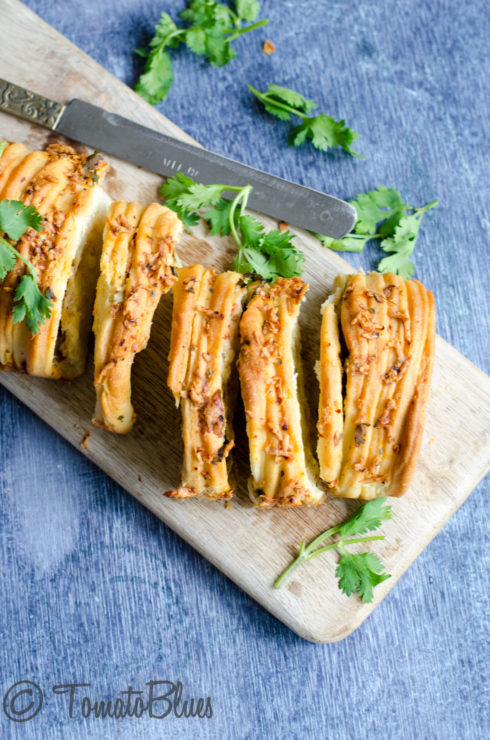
<box><xmin>0</xmin><ymin>78</ymin><xmax>356</xmax><ymax>238</ymax></box>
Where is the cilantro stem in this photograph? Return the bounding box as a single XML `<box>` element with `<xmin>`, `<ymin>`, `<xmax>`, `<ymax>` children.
<box><xmin>398</xmin><ymin>201</ymin><xmax>439</xmax><ymax>220</ymax></box>
<box><xmin>152</xmin><ymin>29</ymin><xmax>186</xmax><ymax>57</ymax></box>
<box><xmin>326</xmin><ymin>236</ymin><xmax>372</xmax><ymax>253</ymax></box>
<box><xmin>273</xmin><ymin>498</ymin><xmax>392</xmax><ymax>598</ymax></box>
<box><xmin>162</xmin><ymin>30</ymin><xmax>185</xmax><ymax>46</ymax></box>
<box><xmin>274</xmin><ymin>534</ymin><xmax>385</xmax><ymax>589</ymax></box>
<box><xmin>273</xmin><ymin>544</ymin><xmax>308</xmax><ymax>589</ymax></box>
<box><xmin>380</xmin><ymin>201</ymin><xmax>439</xmax><ymax>214</ymax></box>
<box><xmin>311</xmin><ymin>230</ymin><xmax>375</xmax><ymax>253</ymax></box>
<box><xmin>226</xmin><ymin>19</ymin><xmax>268</xmax><ymax>41</ymax></box>
<box><xmin>227</xmin><ymin>6</ymin><xmax>239</xmax><ymax>24</ymax></box>
<box><xmin>306</xmin><ymin>523</ymin><xmax>342</xmax><ymax>550</ymax></box>
<box><xmin>418</xmin><ymin>199</ymin><xmax>439</xmax><ymax>213</ymax></box>
<box><xmin>314</xmin><ymin>536</ymin><xmax>385</xmax><ymax>558</ymax></box>
<box><xmin>228</xmin><ymin>185</ymin><xmax>252</xmax><ymax>255</ymax></box>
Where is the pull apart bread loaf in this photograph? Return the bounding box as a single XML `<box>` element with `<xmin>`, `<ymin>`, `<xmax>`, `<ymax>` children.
<box><xmin>0</xmin><ymin>142</ymin><xmax>110</xmax><ymax>377</ymax></box>
<box><xmin>317</xmin><ymin>272</ymin><xmax>435</xmax><ymax>499</ymax></box>
<box><xmin>238</xmin><ymin>277</ymin><xmax>324</xmax><ymax>507</ymax></box>
<box><xmin>166</xmin><ymin>266</ymin><xmax>247</xmax><ymax>499</ymax></box>
<box><xmin>93</xmin><ymin>201</ymin><xmax>182</xmax><ymax>433</ymax></box>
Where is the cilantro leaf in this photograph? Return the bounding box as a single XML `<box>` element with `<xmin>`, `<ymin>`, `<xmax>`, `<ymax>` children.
<box><xmin>177</xmin><ymin>183</ymin><xmax>228</xmax><ymax>211</ymax></box>
<box><xmin>179</xmin><ymin>210</ymin><xmax>201</xmax><ymax>232</ymax></box>
<box><xmin>257</xmin><ymin>228</ymin><xmax>304</xmax><ymax>276</ymax></box>
<box><xmin>238</xmin><ymin>213</ymin><xmax>263</xmax><ymax>248</ymax></box>
<box><xmin>379</xmin><ymin>201</ymin><xmax>439</xmax><ymax>278</ymax></box>
<box><xmin>378</xmin><ymin>210</ymin><xmax>428</xmax><ymax>279</ymax></box>
<box><xmin>261</xmin><ymin>99</ymin><xmax>293</xmax><ymax>122</ymax></box>
<box><xmin>232</xmin><ymin>249</ymin><xmax>255</xmax><ymax>275</ymax></box>
<box><xmin>134</xmin><ymin>47</ymin><xmax>175</xmax><ymax>105</ymax></box>
<box><xmin>160</xmin><ymin>172</ymin><xmax>195</xmax><ymax>200</ymax></box>
<box><xmin>251</xmin><ymin>83</ymin><xmax>316</xmax><ymax>121</ymax></box>
<box><xmin>377</xmin><ymin>210</ymin><xmax>406</xmax><ymax>239</ymax></box>
<box><xmin>12</xmin><ymin>274</ymin><xmax>52</xmax><ymax>335</ymax></box>
<box><xmin>135</xmin><ymin>2</ymin><xmax>267</xmax><ymax>105</ymax></box>
<box><xmin>0</xmin><ymin>200</ymin><xmax>53</xmax><ymax>334</ymax></box>
<box><xmin>236</xmin><ymin>0</ymin><xmax>260</xmax><ymax>21</ymax></box>
<box><xmin>378</xmin><ymin>247</ymin><xmax>415</xmax><ymax>278</ymax></box>
<box><xmin>0</xmin><ymin>238</ymin><xmax>16</xmax><ymax>279</ymax></box>
<box><xmin>338</xmin><ymin>497</ymin><xmax>392</xmax><ymax>538</ymax></box>
<box><xmin>151</xmin><ymin>11</ymin><xmax>181</xmax><ymax>46</ymax></box>
<box><xmin>249</xmin><ymin>84</ymin><xmax>361</xmax><ymax>156</ymax></box>
<box><xmin>351</xmin><ymin>187</ymin><xmax>407</xmax><ymax>235</ymax></box>
<box><xmin>315</xmin><ymin>187</ymin><xmax>439</xmax><ymax>275</ymax></box>
<box><xmin>234</xmin><ymin>223</ymin><xmax>304</xmax><ymax>280</ymax></box>
<box><xmin>159</xmin><ymin>174</ymin><xmax>200</xmax><ymax>231</ymax></box>
<box><xmin>204</xmin><ymin>199</ymin><xmax>234</xmax><ymax>236</ymax></box>
<box><xmin>0</xmin><ymin>140</ymin><xmax>6</xmax><ymax>158</ymax></box>
<box><xmin>180</xmin><ymin>0</ymin><xmax>231</xmax><ymax>27</ymax></box>
<box><xmin>0</xmin><ymin>200</ymin><xmax>43</xmax><ymax>241</ymax></box>
<box><xmin>184</xmin><ymin>26</ymin><xmax>207</xmax><ymax>55</ymax></box>
<box><xmin>182</xmin><ymin>1</ymin><xmax>236</xmax><ymax>67</ymax></box>
<box><xmin>336</xmin><ymin>552</ymin><xmax>391</xmax><ymax>603</ymax></box>
<box><xmin>203</xmin><ymin>34</ymin><xmax>236</xmax><ymax>66</ymax></box>
<box><xmin>274</xmin><ymin>494</ymin><xmax>392</xmax><ymax>601</ymax></box>
<box><xmin>134</xmin><ymin>12</ymin><xmax>182</xmax><ymax>104</ymax></box>
<box><xmin>160</xmin><ymin>175</ymin><xmax>304</xmax><ymax>280</ymax></box>
<box><xmin>170</xmin><ymin>181</ymin><xmax>239</xmax><ymax>238</ymax></box>
<box><xmin>264</xmin><ymin>83</ymin><xmax>316</xmax><ymax>114</ymax></box>
<box><xmin>291</xmin><ymin>114</ymin><xmax>361</xmax><ymax>156</ymax></box>
<box><xmin>236</xmin><ymin>247</ymin><xmax>270</xmax><ymax>277</ymax></box>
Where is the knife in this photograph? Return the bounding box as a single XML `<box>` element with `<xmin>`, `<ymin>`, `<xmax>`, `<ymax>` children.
<box><xmin>0</xmin><ymin>78</ymin><xmax>356</xmax><ymax>238</ymax></box>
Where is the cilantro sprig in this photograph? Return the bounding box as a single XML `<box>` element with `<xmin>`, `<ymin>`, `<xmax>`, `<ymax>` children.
<box><xmin>0</xmin><ymin>200</ymin><xmax>52</xmax><ymax>334</ymax></box>
<box><xmin>248</xmin><ymin>83</ymin><xmax>361</xmax><ymax>157</ymax></box>
<box><xmin>274</xmin><ymin>497</ymin><xmax>392</xmax><ymax>603</ymax></box>
<box><xmin>160</xmin><ymin>174</ymin><xmax>304</xmax><ymax>280</ymax></box>
<box><xmin>314</xmin><ymin>187</ymin><xmax>439</xmax><ymax>278</ymax></box>
<box><xmin>135</xmin><ymin>1</ymin><xmax>268</xmax><ymax>105</ymax></box>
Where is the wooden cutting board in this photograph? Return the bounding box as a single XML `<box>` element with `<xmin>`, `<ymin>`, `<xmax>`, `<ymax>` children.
<box><xmin>1</xmin><ymin>0</ymin><xmax>489</xmax><ymax>642</ymax></box>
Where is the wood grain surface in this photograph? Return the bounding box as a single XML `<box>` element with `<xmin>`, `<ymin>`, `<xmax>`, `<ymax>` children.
<box><xmin>1</xmin><ymin>0</ymin><xmax>489</xmax><ymax>642</ymax></box>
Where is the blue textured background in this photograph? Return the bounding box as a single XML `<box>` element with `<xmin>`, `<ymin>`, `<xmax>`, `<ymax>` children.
<box><xmin>1</xmin><ymin>1</ymin><xmax>489</xmax><ymax>738</ymax></box>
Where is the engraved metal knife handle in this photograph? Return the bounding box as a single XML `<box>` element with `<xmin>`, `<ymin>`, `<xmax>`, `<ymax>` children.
<box><xmin>0</xmin><ymin>78</ymin><xmax>65</xmax><ymax>129</ymax></box>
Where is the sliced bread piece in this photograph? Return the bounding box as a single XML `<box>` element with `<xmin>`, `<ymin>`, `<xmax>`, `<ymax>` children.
<box><xmin>166</xmin><ymin>266</ymin><xmax>246</xmax><ymax>499</ymax></box>
<box><xmin>93</xmin><ymin>201</ymin><xmax>182</xmax><ymax>433</ymax></box>
<box><xmin>0</xmin><ymin>142</ymin><xmax>110</xmax><ymax>378</ymax></box>
<box><xmin>318</xmin><ymin>271</ymin><xmax>436</xmax><ymax>499</ymax></box>
<box><xmin>238</xmin><ymin>277</ymin><xmax>324</xmax><ymax>507</ymax></box>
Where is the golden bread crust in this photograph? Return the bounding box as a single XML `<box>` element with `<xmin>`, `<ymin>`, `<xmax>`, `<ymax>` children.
<box><xmin>93</xmin><ymin>201</ymin><xmax>182</xmax><ymax>433</ymax></box>
<box><xmin>238</xmin><ymin>277</ymin><xmax>324</xmax><ymax>507</ymax></box>
<box><xmin>318</xmin><ymin>271</ymin><xmax>436</xmax><ymax>499</ymax></box>
<box><xmin>0</xmin><ymin>142</ymin><xmax>110</xmax><ymax>378</ymax></box>
<box><xmin>166</xmin><ymin>266</ymin><xmax>246</xmax><ymax>499</ymax></box>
